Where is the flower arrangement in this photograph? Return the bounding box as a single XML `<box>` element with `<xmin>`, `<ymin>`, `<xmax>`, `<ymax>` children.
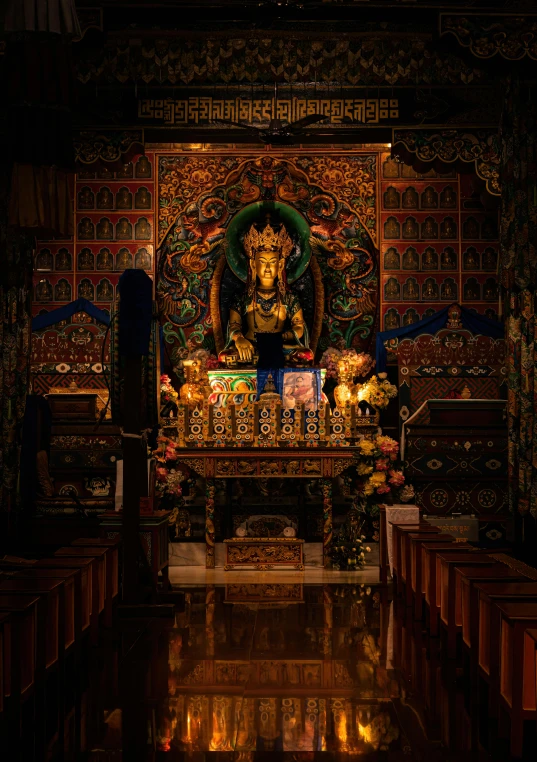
<box><xmin>329</xmin><ymin>507</ymin><xmax>371</xmax><ymax>570</ymax></box>
<box><xmin>320</xmin><ymin>347</ymin><xmax>375</xmax><ymax>381</ymax></box>
<box><xmin>160</xmin><ymin>374</ymin><xmax>178</xmax><ymax>407</ymax></box>
<box><xmin>354</xmin><ymin>433</ymin><xmax>411</xmax><ymax>504</ymax></box>
<box><xmin>355</xmin><ymin>372</ymin><xmax>397</xmax><ymax>410</ymax></box>
<box><xmin>153</xmin><ymin>435</ymin><xmax>185</xmax><ymax>502</ymax></box>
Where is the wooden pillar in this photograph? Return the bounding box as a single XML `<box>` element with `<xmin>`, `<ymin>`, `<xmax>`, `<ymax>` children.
<box><xmin>122</xmin><ymin>355</ymin><xmax>143</xmax><ymax>603</ymax></box>
<box><xmin>205</xmin><ymin>479</ymin><xmax>216</xmax><ymax>569</ymax></box>
<box><xmin>321</xmin><ymin>478</ymin><xmax>333</xmax><ymax>568</ymax></box>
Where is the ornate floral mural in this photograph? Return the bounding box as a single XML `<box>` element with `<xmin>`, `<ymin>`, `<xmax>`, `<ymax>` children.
<box><xmin>157</xmin><ymin>153</ymin><xmax>379</xmax><ymax>363</ymax></box>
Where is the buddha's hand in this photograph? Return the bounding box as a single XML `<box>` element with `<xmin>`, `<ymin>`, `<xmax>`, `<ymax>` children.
<box><xmin>234</xmin><ymin>335</ymin><xmax>254</xmax><ymax>362</ymax></box>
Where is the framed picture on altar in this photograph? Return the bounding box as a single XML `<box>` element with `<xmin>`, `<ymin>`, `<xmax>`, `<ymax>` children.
<box><xmin>278</xmin><ymin>368</ymin><xmax>321</xmax><ymax>411</ymax></box>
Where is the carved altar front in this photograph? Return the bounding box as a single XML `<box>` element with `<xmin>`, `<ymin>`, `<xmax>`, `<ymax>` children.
<box><xmin>224</xmin><ymin>537</ymin><xmax>305</xmax><ymax>571</ymax></box>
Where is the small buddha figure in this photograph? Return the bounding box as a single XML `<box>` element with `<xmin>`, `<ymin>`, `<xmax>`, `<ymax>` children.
<box><xmin>482</xmin><ymin>248</ymin><xmax>497</xmax><ymax>270</ymax></box>
<box><xmin>384</xmin><ymin>277</ymin><xmax>400</xmax><ymax>300</ymax></box>
<box><xmin>384</xmin><ymin>309</ymin><xmax>400</xmax><ymax>330</ymax></box>
<box><xmin>484</xmin><ymin>279</ymin><xmax>498</xmax><ymax>300</ymax></box>
<box><xmin>421</xmin><ymin>186</ymin><xmax>438</xmax><ymax>209</ymax></box>
<box><xmin>135</xmin><ymin>217</ymin><xmax>151</xmax><ymax>240</ymax></box>
<box><xmin>135</xmin><ymin>187</ymin><xmax>151</xmax><ymax>209</ymax></box>
<box><xmin>384</xmin><ymin>216</ymin><xmax>400</xmax><ymax>239</ymax></box>
<box><xmin>441</xmin><ymin>279</ymin><xmax>457</xmax><ymax>300</ymax></box>
<box><xmin>55</xmin><ymin>248</ymin><xmax>72</xmax><ymax>271</ymax></box>
<box><xmin>36</xmin><ymin>279</ymin><xmax>53</xmax><ymax>301</ymax></box>
<box><xmin>78</xmin><ymin>248</ymin><xmax>94</xmax><ymax>270</ymax></box>
<box><xmin>36</xmin><ymin>248</ymin><xmax>53</xmax><ymax>271</ymax></box>
<box><xmin>78</xmin><ymin>217</ymin><xmax>95</xmax><ymax>240</ymax></box>
<box><xmin>422</xmin><ymin>278</ymin><xmax>438</xmax><ymax>300</ymax></box>
<box><xmin>481</xmin><ymin>218</ymin><xmax>498</xmax><ymax>239</ymax></box>
<box><xmin>463</xmin><ymin>217</ymin><xmax>479</xmax><ymax>240</ymax></box>
<box><xmin>384</xmin><ymin>247</ymin><xmax>400</xmax><ymax>269</ymax></box>
<box><xmin>382</xmin><ymin>156</ymin><xmax>399</xmax><ymax>178</ymax></box>
<box><xmin>403</xmin><ymin>278</ymin><xmax>419</xmax><ymax>300</ymax></box>
<box><xmin>116</xmin><ymin>161</ymin><xmax>133</xmax><ymax>178</ymax></box>
<box><xmin>116</xmin><ymin>218</ymin><xmax>133</xmax><ymax>240</ymax></box>
<box><xmin>97</xmin><ymin>279</ymin><xmax>114</xmax><ymax>301</ymax></box>
<box><xmin>218</xmin><ymin>221</ymin><xmax>314</xmax><ymax>368</ymax></box>
<box><xmin>421</xmin><ymin>217</ymin><xmax>438</xmax><ymax>239</ymax></box>
<box><xmin>96</xmin><ymin>187</ymin><xmax>114</xmax><ymax>210</ymax></box>
<box><xmin>116</xmin><ymin>247</ymin><xmax>133</xmax><ymax>270</ymax></box>
<box><xmin>54</xmin><ymin>279</ymin><xmax>72</xmax><ymax>301</ymax></box>
<box><xmin>402</xmin><ymin>247</ymin><xmax>419</xmax><ymax>270</ymax></box>
<box><xmin>402</xmin><ymin>216</ymin><xmax>418</xmax><ymax>239</ymax></box>
<box><xmin>440</xmin><ymin>217</ymin><xmax>457</xmax><ymax>239</ymax></box>
<box><xmin>135</xmin><ymin>156</ymin><xmax>152</xmax><ymax>178</ymax></box>
<box><xmin>383</xmin><ymin>186</ymin><xmax>400</xmax><ymax>209</ymax></box>
<box><xmin>78</xmin><ymin>279</ymin><xmax>95</xmax><ymax>300</ymax></box>
<box><xmin>441</xmin><ymin>247</ymin><xmax>456</xmax><ymax>269</ymax></box>
<box><xmin>403</xmin><ymin>308</ymin><xmax>419</xmax><ymax>325</ymax></box>
<box><xmin>135</xmin><ymin>248</ymin><xmax>151</xmax><ymax>269</ymax></box>
<box><xmin>422</xmin><ymin>247</ymin><xmax>438</xmax><ymax>270</ymax></box>
<box><xmin>96</xmin><ymin>218</ymin><xmax>113</xmax><ymax>240</ymax></box>
<box><xmin>463</xmin><ymin>279</ymin><xmax>479</xmax><ymax>301</ymax></box>
<box><xmin>463</xmin><ymin>247</ymin><xmax>478</xmax><ymax>270</ymax></box>
<box><xmin>77</xmin><ymin>186</ymin><xmax>94</xmax><ymax>209</ymax></box>
<box><xmin>402</xmin><ymin>186</ymin><xmax>418</xmax><ymax>209</ymax></box>
<box><xmin>97</xmin><ymin>165</ymin><xmax>114</xmax><ymax>180</ymax></box>
<box><xmin>116</xmin><ymin>187</ymin><xmax>133</xmax><ymax>210</ymax></box>
<box><xmin>96</xmin><ymin>248</ymin><xmax>114</xmax><ymax>270</ymax></box>
<box><xmin>440</xmin><ymin>185</ymin><xmax>456</xmax><ymax>208</ymax></box>
<box><xmin>78</xmin><ymin>170</ymin><xmax>96</xmax><ymax>180</ymax></box>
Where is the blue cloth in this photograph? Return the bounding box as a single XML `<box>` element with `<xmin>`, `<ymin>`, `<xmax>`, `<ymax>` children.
<box><xmin>32</xmin><ymin>298</ymin><xmax>110</xmax><ymax>331</ymax></box>
<box><xmin>118</xmin><ymin>269</ymin><xmax>153</xmax><ymax>356</ymax></box>
<box><xmin>375</xmin><ymin>303</ymin><xmax>504</xmax><ymax>372</ymax></box>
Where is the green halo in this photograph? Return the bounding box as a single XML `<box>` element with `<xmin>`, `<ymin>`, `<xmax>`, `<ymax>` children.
<box><xmin>225</xmin><ymin>202</ymin><xmax>312</xmax><ymax>283</ymax></box>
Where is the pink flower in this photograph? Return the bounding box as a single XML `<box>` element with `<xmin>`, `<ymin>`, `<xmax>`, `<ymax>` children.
<box><xmin>156</xmin><ymin>467</ymin><xmax>168</xmax><ymax>483</ymax></box>
<box><xmin>160</xmin><ymin>374</ymin><xmax>171</xmax><ymax>385</ymax></box>
<box><xmin>388</xmin><ymin>469</ymin><xmax>405</xmax><ymax>487</ymax></box>
<box><xmin>375</xmin><ymin>457</ymin><xmax>390</xmax><ymax>471</ymax></box>
<box><xmin>376</xmin><ymin>484</ymin><xmax>391</xmax><ymax>494</ymax></box>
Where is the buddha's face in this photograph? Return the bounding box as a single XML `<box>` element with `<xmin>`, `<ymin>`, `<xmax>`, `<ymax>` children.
<box><xmin>255</xmin><ymin>248</ymin><xmax>279</xmax><ymax>286</ymax></box>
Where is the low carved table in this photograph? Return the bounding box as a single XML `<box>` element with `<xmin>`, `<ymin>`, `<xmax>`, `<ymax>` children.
<box><xmin>224</xmin><ymin>537</ymin><xmax>305</xmax><ymax>571</ymax></box>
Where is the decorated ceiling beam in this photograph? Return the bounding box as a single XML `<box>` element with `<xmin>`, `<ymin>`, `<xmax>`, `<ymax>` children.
<box><xmin>440</xmin><ymin>14</ymin><xmax>537</xmax><ymax>61</ymax></box>
<box><xmin>74</xmin><ymin>35</ymin><xmax>490</xmax><ymax>87</ymax></box>
<box><xmin>73</xmin><ymin>129</ymin><xmax>145</xmax><ymax>169</ymax></box>
<box><xmin>391</xmin><ymin>128</ymin><xmax>501</xmax><ymax>196</ymax></box>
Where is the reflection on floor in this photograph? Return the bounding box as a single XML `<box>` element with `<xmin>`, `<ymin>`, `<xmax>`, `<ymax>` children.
<box><xmin>73</xmin><ymin>581</ymin><xmax>504</xmax><ymax>761</ymax></box>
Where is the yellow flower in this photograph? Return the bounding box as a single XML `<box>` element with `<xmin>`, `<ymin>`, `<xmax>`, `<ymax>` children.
<box><xmin>357</xmin><ymin>463</ymin><xmax>374</xmax><ymax>475</ymax></box>
<box><xmin>358</xmin><ymin>439</ymin><xmax>376</xmax><ymax>456</ymax></box>
<box><xmin>369</xmin><ymin>471</ymin><xmax>386</xmax><ymax>486</ymax></box>
<box><xmin>364</xmin><ymin>484</ymin><xmax>375</xmax><ymax>496</ymax></box>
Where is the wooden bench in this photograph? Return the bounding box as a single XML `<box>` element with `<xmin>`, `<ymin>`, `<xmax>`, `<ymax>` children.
<box><xmin>482</xmin><ymin>600</ymin><xmax>537</xmax><ymax>737</ymax></box>
<box><xmin>54</xmin><ymin>547</ymin><xmax>108</xmax><ymax>642</ymax></box>
<box><xmin>392</xmin><ymin>523</ymin><xmax>439</xmax><ymax>595</ymax></box>
<box><xmin>71</xmin><ymin>538</ymin><xmax>121</xmax><ymax>626</ymax></box>
<box><xmin>408</xmin><ymin>533</ymin><xmax>455</xmax><ymax>619</ymax></box>
<box><xmin>421</xmin><ymin>542</ymin><xmax>472</xmax><ymax>636</ymax></box>
<box><xmin>437</xmin><ymin>552</ymin><xmax>499</xmax><ymax>654</ymax></box>
<box><xmin>441</xmin><ymin>561</ymin><xmax>522</xmax><ymax>659</ymax></box>
<box><xmin>35</xmin><ymin>557</ymin><xmax>93</xmax><ymax>641</ymax></box>
<box><xmin>496</xmin><ymin>602</ymin><xmax>537</xmax><ymax>757</ymax></box>
<box><xmin>0</xmin><ymin>595</ymin><xmax>40</xmax><ymax>756</ymax></box>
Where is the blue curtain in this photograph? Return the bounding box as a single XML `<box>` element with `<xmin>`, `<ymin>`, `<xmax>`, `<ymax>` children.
<box><xmin>32</xmin><ymin>298</ymin><xmax>110</xmax><ymax>331</ymax></box>
<box><xmin>376</xmin><ymin>303</ymin><xmax>504</xmax><ymax>372</ymax></box>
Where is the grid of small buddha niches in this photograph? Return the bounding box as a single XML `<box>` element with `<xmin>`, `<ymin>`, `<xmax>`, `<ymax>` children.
<box><xmin>33</xmin><ymin>154</ymin><xmax>156</xmax><ymax>310</ymax></box>
<box><xmin>380</xmin><ymin>153</ymin><xmax>500</xmax><ymax>332</ymax></box>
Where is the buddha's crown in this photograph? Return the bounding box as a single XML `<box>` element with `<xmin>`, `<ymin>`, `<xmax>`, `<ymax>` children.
<box><xmin>244</xmin><ymin>222</ymin><xmax>293</xmax><ymax>260</ymax></box>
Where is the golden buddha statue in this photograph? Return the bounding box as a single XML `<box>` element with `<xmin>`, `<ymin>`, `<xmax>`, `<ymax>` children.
<box><xmin>218</xmin><ymin>221</ymin><xmax>313</xmax><ymax>368</ymax></box>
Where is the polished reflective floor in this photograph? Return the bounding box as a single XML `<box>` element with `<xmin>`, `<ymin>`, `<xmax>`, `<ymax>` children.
<box><xmin>35</xmin><ymin>581</ymin><xmax>510</xmax><ymax>760</ymax></box>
